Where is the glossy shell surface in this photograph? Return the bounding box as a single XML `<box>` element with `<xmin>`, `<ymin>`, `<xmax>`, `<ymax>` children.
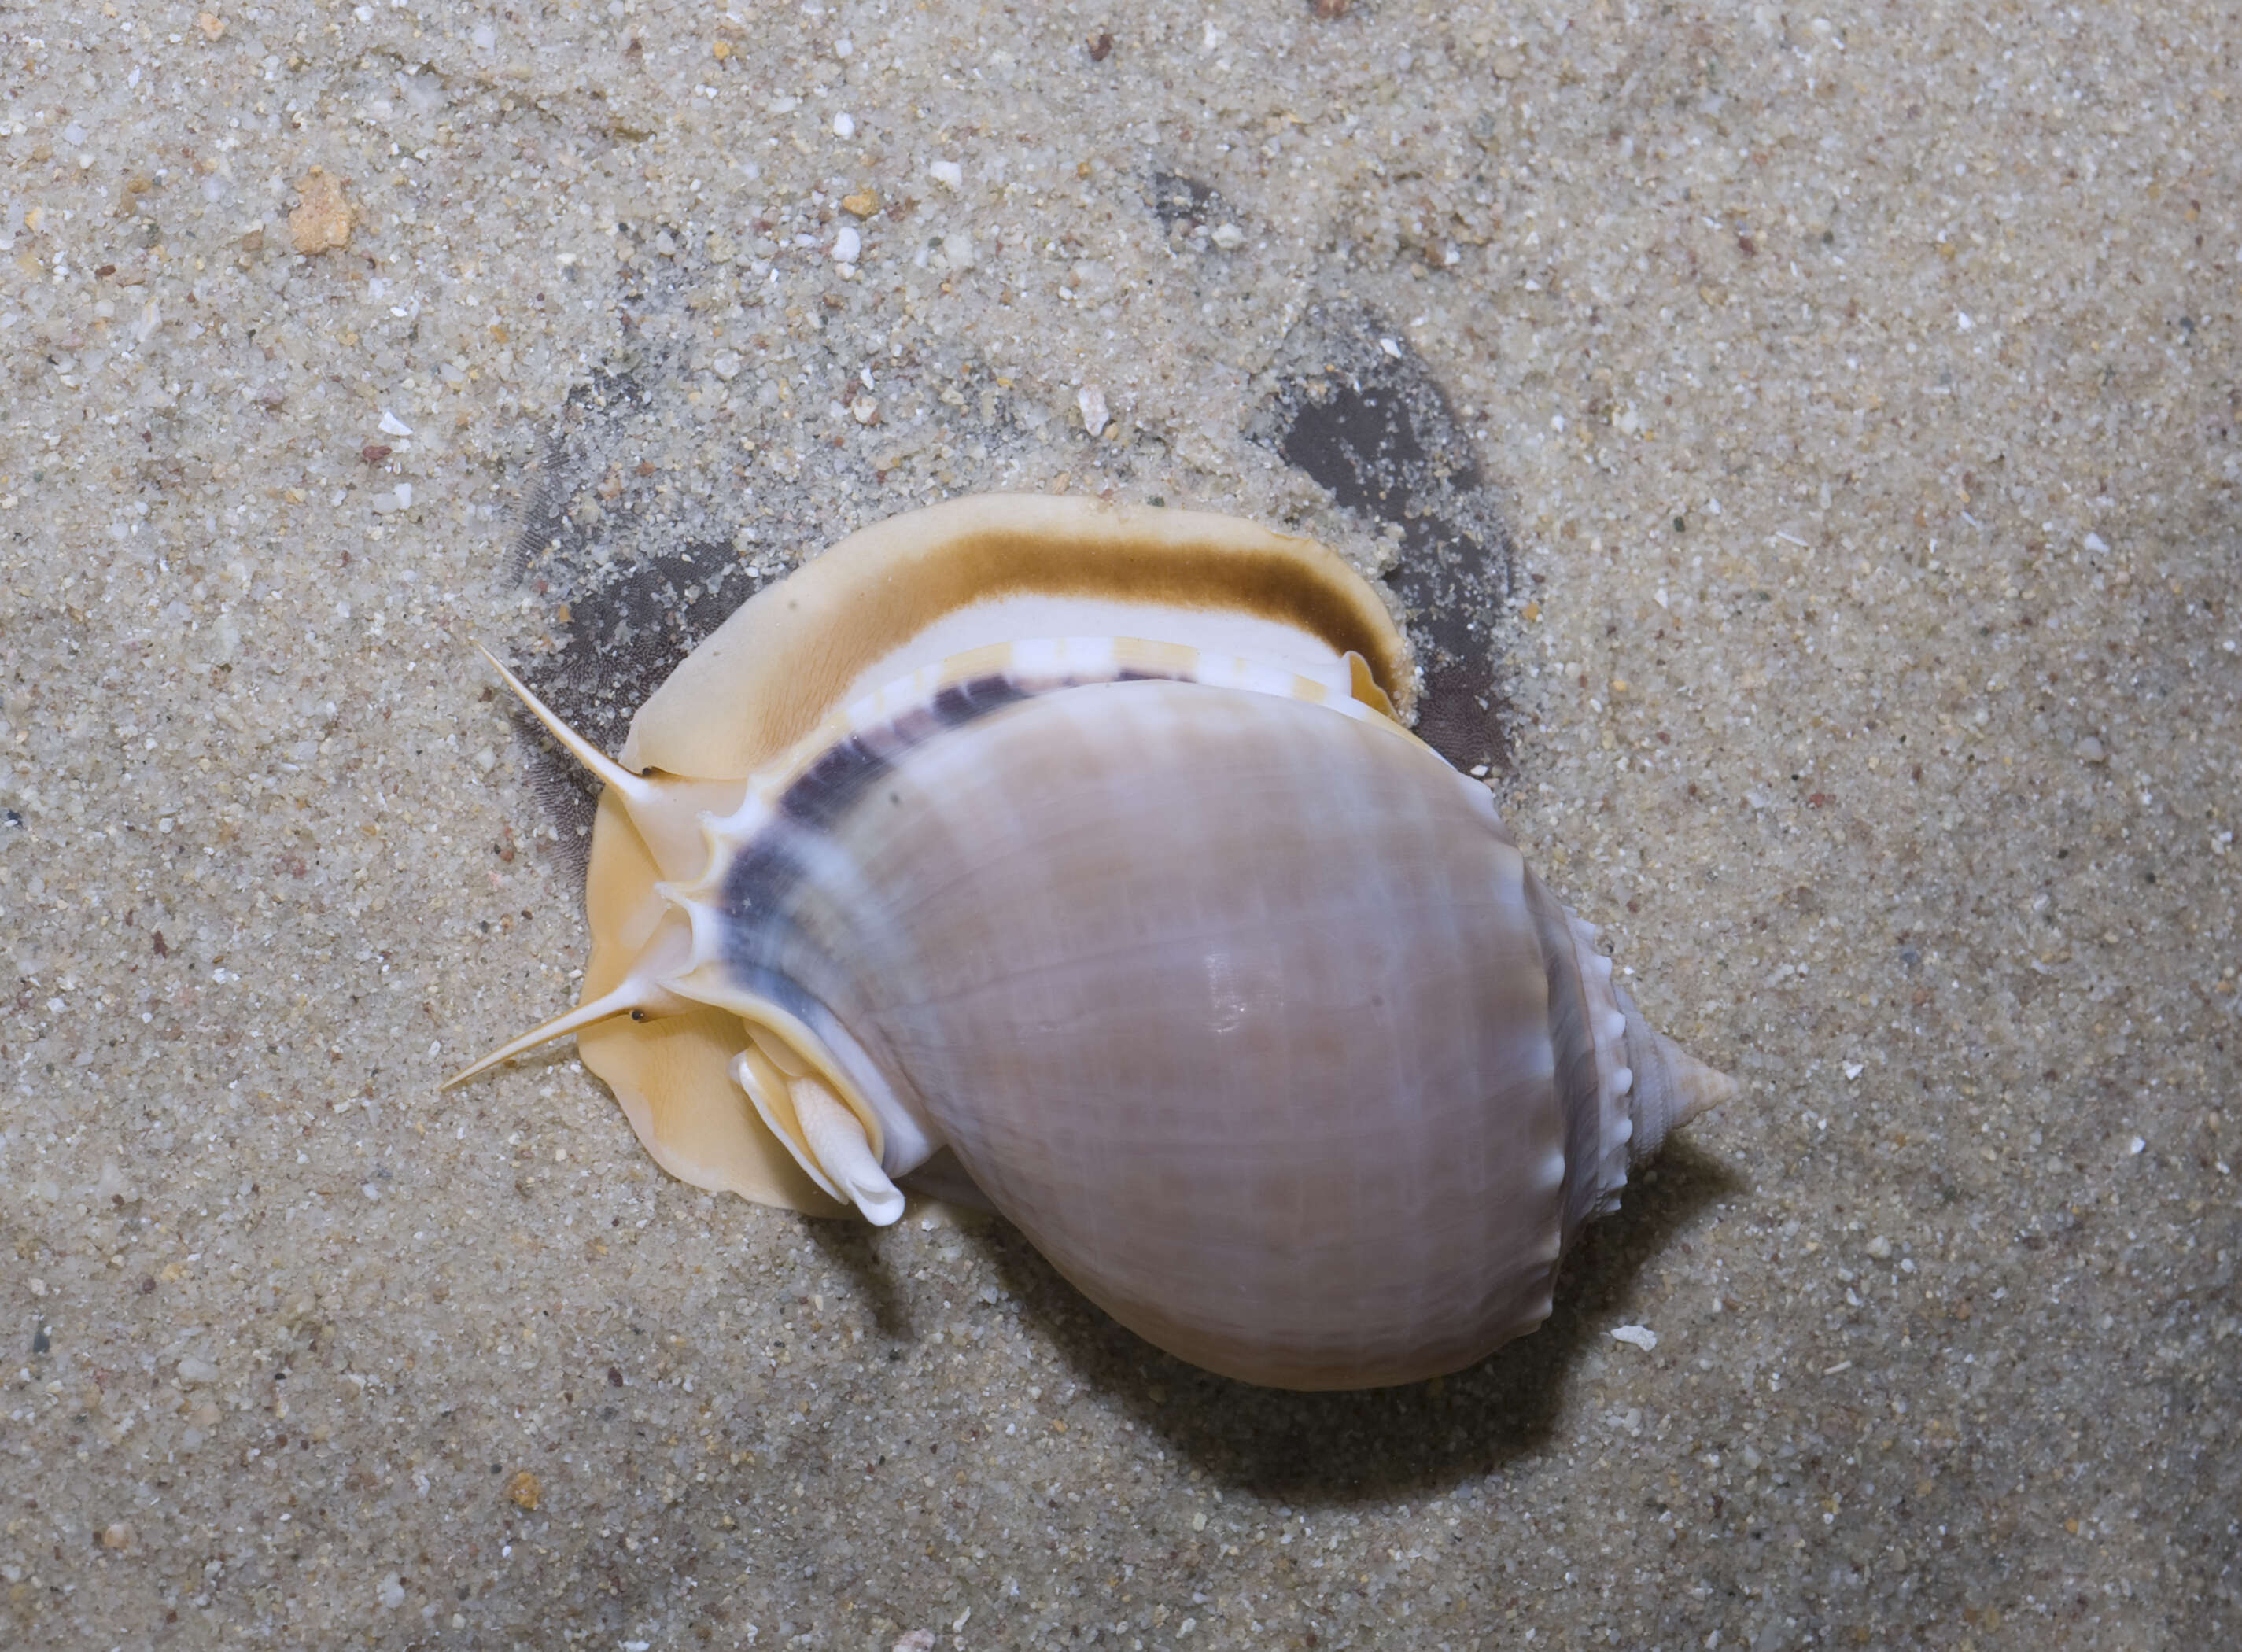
<box><xmin>768</xmin><ymin>676</ymin><xmax>1569</xmax><ymax>1386</ymax></box>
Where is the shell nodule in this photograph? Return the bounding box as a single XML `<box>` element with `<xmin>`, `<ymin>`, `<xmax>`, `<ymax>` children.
<box><xmin>454</xmin><ymin>494</ymin><xmax>1732</xmax><ymax>1390</ymax></box>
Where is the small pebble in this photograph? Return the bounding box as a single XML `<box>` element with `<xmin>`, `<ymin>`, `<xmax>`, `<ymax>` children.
<box><xmin>93</xmin><ymin>1162</ymin><xmax>135</xmax><ymax>1203</ymax></box>
<box><xmin>288</xmin><ymin>168</ymin><xmax>354</xmax><ymax>256</ymax></box>
<box><xmin>1610</xmin><ymin>1324</ymin><xmax>1658</xmax><ymax>1351</ymax></box>
<box><xmin>833</xmin><ymin>225</ymin><xmax>861</xmax><ymax>263</ymax></box>
<box><xmin>832</xmin><ymin>111</ymin><xmax>856</xmax><ymax>139</ymax></box>
<box><xmin>929</xmin><ymin>160</ymin><xmax>963</xmax><ymax>190</ymax></box>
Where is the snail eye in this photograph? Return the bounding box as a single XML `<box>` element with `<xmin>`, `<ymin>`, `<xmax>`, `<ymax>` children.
<box><xmin>629</xmin><ymin>1009</ymin><xmax>647</xmax><ymax>1021</ymax></box>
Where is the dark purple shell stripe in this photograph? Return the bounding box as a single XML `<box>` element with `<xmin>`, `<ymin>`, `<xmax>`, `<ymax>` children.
<box><xmin>691</xmin><ymin>636</ymin><xmax>1386</xmax><ymax>880</ymax></box>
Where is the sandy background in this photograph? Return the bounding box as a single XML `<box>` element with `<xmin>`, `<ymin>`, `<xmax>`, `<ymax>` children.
<box><xmin>4</xmin><ymin>2</ymin><xmax>2238</xmax><ymax>1648</ymax></box>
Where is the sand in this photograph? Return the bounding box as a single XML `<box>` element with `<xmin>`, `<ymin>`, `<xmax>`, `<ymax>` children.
<box><xmin>3</xmin><ymin>2</ymin><xmax>2236</xmax><ymax>1648</ymax></box>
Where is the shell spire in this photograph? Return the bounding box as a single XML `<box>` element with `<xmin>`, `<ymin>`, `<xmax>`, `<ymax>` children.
<box><xmin>1616</xmin><ymin>990</ymin><xmax>1738</xmax><ymax>1160</ymax></box>
<box><xmin>1535</xmin><ymin>887</ymin><xmax>1733</xmax><ymax>1235</ymax></box>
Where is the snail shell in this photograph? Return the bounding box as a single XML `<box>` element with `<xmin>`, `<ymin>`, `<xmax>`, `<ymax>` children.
<box><xmin>455</xmin><ymin>496</ymin><xmax>1732</xmax><ymax>1390</ymax></box>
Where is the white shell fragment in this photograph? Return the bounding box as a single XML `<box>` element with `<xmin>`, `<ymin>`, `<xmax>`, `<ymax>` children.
<box><xmin>452</xmin><ymin>495</ymin><xmax>1733</xmax><ymax>1389</ymax></box>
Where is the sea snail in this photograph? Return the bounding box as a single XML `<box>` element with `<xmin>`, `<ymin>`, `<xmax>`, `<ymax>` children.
<box><xmin>452</xmin><ymin>494</ymin><xmax>1733</xmax><ymax>1390</ymax></box>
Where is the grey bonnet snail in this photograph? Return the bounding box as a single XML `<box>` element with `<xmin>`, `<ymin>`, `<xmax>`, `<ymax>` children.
<box><xmin>452</xmin><ymin>495</ymin><xmax>1733</xmax><ymax>1390</ymax></box>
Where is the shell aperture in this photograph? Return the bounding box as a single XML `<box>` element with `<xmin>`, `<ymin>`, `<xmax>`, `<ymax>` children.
<box><xmin>454</xmin><ymin>496</ymin><xmax>1733</xmax><ymax>1388</ymax></box>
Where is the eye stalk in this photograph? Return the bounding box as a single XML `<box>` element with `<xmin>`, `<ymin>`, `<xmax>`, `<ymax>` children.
<box><xmin>442</xmin><ymin>652</ymin><xmax>743</xmax><ymax>1089</ymax></box>
<box><xmin>474</xmin><ymin>644</ymin><xmax>747</xmax><ymax>883</ymax></box>
<box><xmin>441</xmin><ymin>908</ymin><xmax>702</xmax><ymax>1089</ymax></box>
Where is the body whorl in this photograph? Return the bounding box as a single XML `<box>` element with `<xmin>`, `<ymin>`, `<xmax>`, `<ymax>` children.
<box><xmin>769</xmin><ymin>679</ymin><xmax>1572</xmax><ymax>1387</ymax></box>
